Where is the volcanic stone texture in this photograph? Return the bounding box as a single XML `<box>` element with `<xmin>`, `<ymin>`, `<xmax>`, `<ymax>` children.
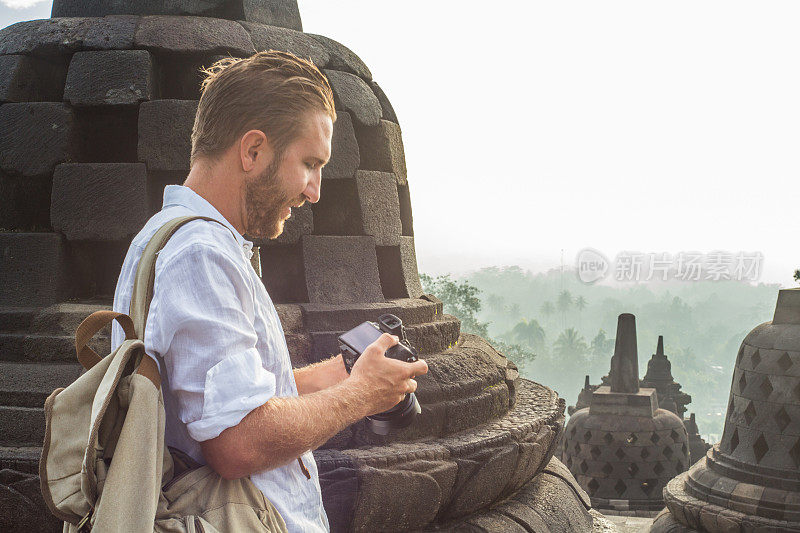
<box><xmin>301</xmin><ymin>235</ymin><xmax>384</xmax><ymax>304</ymax></box>
<box><xmin>51</xmin><ymin>0</ymin><xmax>303</xmax><ymax>31</ymax></box>
<box><xmin>323</xmin><ymin>111</ymin><xmax>359</xmax><ymax>180</ymax></box>
<box><xmin>0</xmin><ymin>55</ymin><xmax>65</xmax><ymax>103</ymax></box>
<box><xmin>137</xmin><ymin>99</ymin><xmax>197</xmax><ymax>170</ymax></box>
<box><xmin>355</xmin><ymin>119</ymin><xmax>408</xmax><ymax>183</ymax></box>
<box><xmin>64</xmin><ymin>49</ymin><xmax>153</xmax><ymax>106</ymax></box>
<box><xmin>0</xmin><ymin>233</ymin><xmax>69</xmax><ymax>306</ymax></box>
<box><xmin>324</xmin><ymin>69</ymin><xmax>381</xmax><ymax>127</ymax></box>
<box><xmin>0</xmin><ymin>103</ymin><xmax>76</xmax><ymax>177</ymax></box>
<box><xmin>51</xmin><ymin>163</ymin><xmax>148</xmax><ymax>240</ymax></box>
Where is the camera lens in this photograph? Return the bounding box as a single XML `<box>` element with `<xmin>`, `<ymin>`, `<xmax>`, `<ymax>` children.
<box><xmin>365</xmin><ymin>393</ymin><xmax>422</xmax><ymax>435</ymax></box>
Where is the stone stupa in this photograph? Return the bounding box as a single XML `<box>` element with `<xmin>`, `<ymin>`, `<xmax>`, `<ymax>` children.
<box><xmin>0</xmin><ymin>2</ymin><xmax>607</xmax><ymax>531</ymax></box>
<box><xmin>563</xmin><ymin>314</ymin><xmax>690</xmax><ymax>517</ymax></box>
<box><xmin>652</xmin><ymin>289</ymin><xmax>800</xmax><ymax>532</ymax></box>
<box><xmin>642</xmin><ymin>336</ymin><xmax>692</xmax><ymax>419</ymax></box>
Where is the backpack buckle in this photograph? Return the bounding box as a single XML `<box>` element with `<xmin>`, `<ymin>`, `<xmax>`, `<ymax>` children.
<box><xmin>77</xmin><ymin>509</ymin><xmax>93</xmax><ymax>532</ymax></box>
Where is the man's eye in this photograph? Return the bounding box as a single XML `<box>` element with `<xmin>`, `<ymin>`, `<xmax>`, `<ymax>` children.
<box><xmin>306</xmin><ymin>162</ymin><xmax>316</xmax><ymax>170</ymax></box>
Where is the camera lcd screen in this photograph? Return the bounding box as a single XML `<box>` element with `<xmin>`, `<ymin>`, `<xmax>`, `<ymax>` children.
<box><xmin>339</xmin><ymin>322</ymin><xmax>382</xmax><ymax>355</ymax></box>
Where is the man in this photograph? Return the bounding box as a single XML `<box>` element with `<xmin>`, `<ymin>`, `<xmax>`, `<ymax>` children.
<box><xmin>111</xmin><ymin>51</ymin><xmax>428</xmax><ymax>532</ymax></box>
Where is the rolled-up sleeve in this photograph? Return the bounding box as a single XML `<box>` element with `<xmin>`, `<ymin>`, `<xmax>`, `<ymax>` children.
<box><xmin>145</xmin><ymin>242</ymin><xmax>277</xmax><ymax>442</ymax></box>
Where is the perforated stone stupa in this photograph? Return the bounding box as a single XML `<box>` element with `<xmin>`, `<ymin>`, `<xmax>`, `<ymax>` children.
<box><xmin>652</xmin><ymin>289</ymin><xmax>800</xmax><ymax>532</ymax></box>
<box><xmin>564</xmin><ymin>314</ymin><xmax>690</xmax><ymax>517</ymax></box>
<box><xmin>0</xmin><ymin>2</ymin><xmax>609</xmax><ymax>531</ymax></box>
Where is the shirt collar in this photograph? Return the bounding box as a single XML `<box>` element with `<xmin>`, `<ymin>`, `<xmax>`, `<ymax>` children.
<box><xmin>162</xmin><ymin>185</ymin><xmax>253</xmax><ymax>252</ymax></box>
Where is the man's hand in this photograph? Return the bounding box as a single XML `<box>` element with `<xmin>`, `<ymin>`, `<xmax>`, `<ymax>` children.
<box><xmin>201</xmin><ymin>334</ymin><xmax>428</xmax><ymax>479</ymax></box>
<box><xmin>349</xmin><ymin>333</ymin><xmax>429</xmax><ymax>414</ymax></box>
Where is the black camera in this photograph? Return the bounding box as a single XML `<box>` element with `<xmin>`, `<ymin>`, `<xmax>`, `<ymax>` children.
<box><xmin>338</xmin><ymin>313</ymin><xmax>421</xmax><ymax>435</ymax></box>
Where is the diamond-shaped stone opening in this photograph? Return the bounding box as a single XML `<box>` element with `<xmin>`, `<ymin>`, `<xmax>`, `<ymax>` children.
<box><xmin>626</xmin><ymin>433</ymin><xmax>638</xmax><ymax>444</ymax></box>
<box><xmin>603</xmin><ymin>432</ymin><xmax>614</xmax><ymax>445</ymax></box>
<box><xmin>580</xmin><ymin>460</ymin><xmax>589</xmax><ymax>474</ymax></box>
<box><xmin>615</xmin><ymin>448</ymin><xmax>626</xmax><ymax>460</ymax></box>
<box><xmin>574</xmin><ymin>443</ymin><xmax>581</xmax><ymax>454</ymax></box>
<box><xmin>587</xmin><ymin>478</ymin><xmax>600</xmax><ymax>495</ymax></box>
<box><xmin>676</xmin><ymin>461</ymin><xmax>684</xmax><ymax>473</ymax></box>
<box><xmin>760</xmin><ymin>376</ymin><xmax>774</xmax><ymax>398</ymax></box>
<box><xmin>753</xmin><ymin>433</ymin><xmax>769</xmax><ymax>464</ymax></box>
<box><xmin>653</xmin><ymin>462</ymin><xmax>664</xmax><ymax>475</ymax></box>
<box><xmin>614</xmin><ymin>479</ymin><xmax>627</xmax><ymax>497</ymax></box>
<box><xmin>737</xmin><ymin>345</ymin><xmax>745</xmax><ymax>365</ymax></box>
<box><xmin>739</xmin><ymin>372</ymin><xmax>748</xmax><ymax>393</ymax></box>
<box><xmin>744</xmin><ymin>401</ymin><xmax>757</xmax><ymax>425</ymax></box>
<box><xmin>641</xmin><ymin>448</ymin><xmax>650</xmax><ymax>460</ymax></box>
<box><xmin>583</xmin><ymin>430</ymin><xmax>592</xmax><ymax>442</ymax></box>
<box><xmin>651</xmin><ymin>432</ymin><xmax>661</xmax><ymax>444</ymax></box>
<box><xmin>682</xmin><ymin>443</ymin><xmax>688</xmax><ymax>456</ymax></box>
<box><xmin>729</xmin><ymin>429</ymin><xmax>740</xmax><ymax>452</ymax></box>
<box><xmin>628</xmin><ymin>463</ymin><xmax>639</xmax><ymax>476</ymax></box>
<box><xmin>670</xmin><ymin>429</ymin><xmax>680</xmax><ymax>441</ymax></box>
<box><xmin>641</xmin><ymin>479</ymin><xmax>656</xmax><ymax>496</ymax></box>
<box><xmin>602</xmin><ymin>462</ymin><xmax>613</xmax><ymax>475</ymax></box>
<box><xmin>778</xmin><ymin>352</ymin><xmax>793</xmax><ymax>373</ymax></box>
<box><xmin>751</xmin><ymin>349</ymin><xmax>761</xmax><ymax>369</ymax></box>
<box><xmin>570</xmin><ymin>425</ymin><xmax>577</xmax><ymax>437</ymax></box>
<box><xmin>790</xmin><ymin>439</ymin><xmax>800</xmax><ymax>469</ymax></box>
<box><xmin>776</xmin><ymin>407</ymin><xmax>791</xmax><ymax>432</ymax></box>
<box><xmin>663</xmin><ymin>446</ymin><xmax>674</xmax><ymax>459</ymax></box>
<box><xmin>590</xmin><ymin>445</ymin><xmax>601</xmax><ymax>460</ymax></box>
<box><xmin>795</xmin><ymin>382</ymin><xmax>800</xmax><ymax>402</ymax></box>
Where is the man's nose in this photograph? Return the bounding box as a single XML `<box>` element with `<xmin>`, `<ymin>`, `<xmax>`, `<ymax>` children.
<box><xmin>304</xmin><ymin>173</ymin><xmax>321</xmax><ymax>203</ymax></box>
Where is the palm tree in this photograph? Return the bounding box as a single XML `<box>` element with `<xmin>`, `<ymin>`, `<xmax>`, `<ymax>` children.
<box><xmin>510</xmin><ymin>319</ymin><xmax>546</xmax><ymax>351</ymax></box>
<box><xmin>553</xmin><ymin>328</ymin><xmax>589</xmax><ymax>369</ymax></box>
<box><xmin>575</xmin><ymin>295</ymin><xmax>588</xmax><ymax>329</ymax></box>
<box><xmin>556</xmin><ymin>290</ymin><xmax>573</xmax><ymax>329</ymax></box>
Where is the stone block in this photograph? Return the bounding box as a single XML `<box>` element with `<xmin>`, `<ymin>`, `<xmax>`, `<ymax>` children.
<box><xmin>301</xmin><ymin>235</ymin><xmax>384</xmax><ymax>304</ymax></box>
<box><xmin>259</xmin><ymin>244</ymin><xmax>308</xmax><ymax>303</ymax></box>
<box><xmin>443</xmin><ymin>443</ymin><xmax>519</xmax><ymax>518</ymax></box>
<box><xmin>77</xmin><ymin>106</ymin><xmax>139</xmax><ymax>163</ymax></box>
<box><xmin>84</xmin><ymin>14</ymin><xmax>138</xmax><ymax>49</ymax></box>
<box><xmin>0</xmin><ymin>103</ymin><xmax>76</xmax><ymax>177</ymax></box>
<box><xmin>300</xmin><ymin>302</ymin><xmax>402</xmax><ymax>332</ymax></box>
<box><xmin>0</xmin><ymin>233</ymin><xmax>68</xmax><ymax>306</ymax></box>
<box><xmin>324</xmin><ymin>70</ymin><xmax>381</xmax><ymax>127</ymax></box>
<box><xmin>0</xmin><ymin>55</ymin><xmax>65</xmax><ymax>103</ymax></box>
<box><xmin>354</xmin><ymin>171</ymin><xmax>401</xmax><ymax>246</ymax></box>
<box><xmin>137</xmin><ymin>99</ymin><xmax>197</xmax><ymax>170</ymax></box>
<box><xmin>66</xmin><ymin>240</ymin><xmax>129</xmax><ymax>299</ymax></box>
<box><xmin>64</xmin><ymin>50</ymin><xmax>153</xmax><ymax>106</ymax></box>
<box><xmin>355</xmin><ymin>119</ymin><xmax>407</xmax><ymax>184</ymax></box>
<box><xmin>309</xmin><ymin>34</ymin><xmax>371</xmax><ymax>80</ymax></box>
<box><xmin>353</xmin><ymin>465</ymin><xmax>446</xmax><ymax>531</ymax></box>
<box><xmin>0</xmin><ymin>173</ymin><xmax>51</xmax><ymax>231</ymax></box>
<box><xmin>241</xmin><ymin>22</ymin><xmax>328</xmax><ymax>67</ymax></box>
<box><xmin>322</xmin><ymin>111</ymin><xmax>359</xmax><ymax>180</ymax></box>
<box><xmin>376</xmin><ymin>237</ymin><xmax>424</xmax><ymax>299</ymax></box>
<box><xmin>315</xmin><ymin>452</ymin><xmax>359</xmax><ymax>533</ymax></box>
<box><xmin>0</xmin><ymin>406</ymin><xmax>44</xmax><ymax>446</ymax></box>
<box><xmin>53</xmin><ymin>0</ymin><xmax>302</xmax><ymax>30</ymax></box>
<box><xmin>51</xmin><ymin>163</ymin><xmax>148</xmax><ymax>241</ymax></box>
<box><xmin>397</xmin><ymin>183</ymin><xmax>414</xmax><ymax>235</ymax></box>
<box><xmin>369</xmin><ymin>80</ymin><xmax>398</xmax><ymax>123</ymax></box>
<box><xmin>311</xmin><ymin>178</ymin><xmax>362</xmax><ymax>235</ymax></box>
<box><xmin>134</xmin><ymin>16</ymin><xmax>254</xmax><ymax>56</ymax></box>
<box><xmin>0</xmin><ymin>18</ymin><xmax>95</xmax><ymax>56</ymax></box>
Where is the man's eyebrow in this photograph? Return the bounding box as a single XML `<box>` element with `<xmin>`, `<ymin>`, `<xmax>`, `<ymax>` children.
<box><xmin>313</xmin><ymin>156</ymin><xmax>329</xmax><ymax>167</ymax></box>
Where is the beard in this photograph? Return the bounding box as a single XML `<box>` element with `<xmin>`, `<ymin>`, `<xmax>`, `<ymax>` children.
<box><xmin>243</xmin><ymin>157</ymin><xmax>303</xmax><ymax>240</ymax></box>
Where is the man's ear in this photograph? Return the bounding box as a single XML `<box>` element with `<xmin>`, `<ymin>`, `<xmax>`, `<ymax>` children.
<box><xmin>239</xmin><ymin>129</ymin><xmax>271</xmax><ymax>172</ymax></box>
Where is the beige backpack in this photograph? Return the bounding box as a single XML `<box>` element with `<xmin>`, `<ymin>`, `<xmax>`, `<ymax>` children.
<box><xmin>39</xmin><ymin>216</ymin><xmax>288</xmax><ymax>532</ymax></box>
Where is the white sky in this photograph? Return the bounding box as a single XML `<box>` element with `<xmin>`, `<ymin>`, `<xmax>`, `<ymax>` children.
<box><xmin>2</xmin><ymin>2</ymin><xmax>798</xmax><ymax>286</ymax></box>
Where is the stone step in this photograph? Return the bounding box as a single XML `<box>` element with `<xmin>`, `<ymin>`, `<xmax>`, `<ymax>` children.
<box><xmin>0</xmin><ymin>406</ymin><xmax>44</xmax><ymax>446</ymax></box>
<box><xmin>0</xmin><ymin>362</ymin><xmax>82</xmax><ymax>408</ymax></box>
<box><xmin>28</xmin><ymin>301</ymin><xmax>111</xmax><ymax>336</ymax></box>
<box><xmin>0</xmin><ymin>331</ymin><xmax>108</xmax><ymax>363</ymax></box>
<box><xmin>0</xmin><ymin>307</ymin><xmax>37</xmax><ymax>333</ymax></box>
<box><xmin>0</xmin><ymin>445</ymin><xmax>41</xmax><ymax>475</ymax></box>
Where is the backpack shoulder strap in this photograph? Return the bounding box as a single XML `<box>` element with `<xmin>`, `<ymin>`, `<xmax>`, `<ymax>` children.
<box><xmin>129</xmin><ymin>215</ymin><xmax>237</xmax><ymax>340</ymax></box>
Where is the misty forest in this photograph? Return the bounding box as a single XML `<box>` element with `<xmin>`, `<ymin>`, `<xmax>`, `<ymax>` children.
<box><xmin>421</xmin><ymin>267</ymin><xmax>791</xmax><ymax>442</ymax></box>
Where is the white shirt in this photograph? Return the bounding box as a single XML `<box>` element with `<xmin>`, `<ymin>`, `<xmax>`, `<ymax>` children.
<box><xmin>111</xmin><ymin>185</ymin><xmax>329</xmax><ymax>532</ymax></box>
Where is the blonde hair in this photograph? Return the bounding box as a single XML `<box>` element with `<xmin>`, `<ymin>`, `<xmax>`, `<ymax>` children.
<box><xmin>191</xmin><ymin>50</ymin><xmax>336</xmax><ymax>166</ymax></box>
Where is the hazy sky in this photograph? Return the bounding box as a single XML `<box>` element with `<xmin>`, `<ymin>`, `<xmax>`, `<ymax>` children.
<box><xmin>2</xmin><ymin>1</ymin><xmax>797</xmax><ymax>286</ymax></box>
